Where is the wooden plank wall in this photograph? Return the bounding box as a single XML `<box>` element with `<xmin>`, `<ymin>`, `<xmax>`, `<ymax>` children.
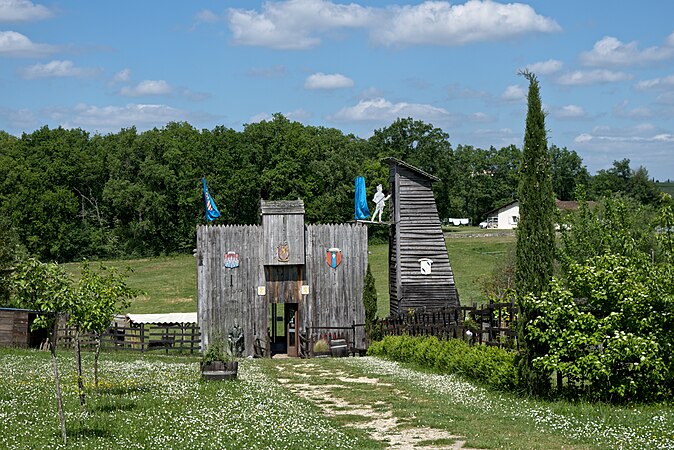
<box><xmin>198</xmin><ymin>221</ymin><xmax>369</xmax><ymax>356</ymax></box>
<box><xmin>197</xmin><ymin>224</ymin><xmax>267</xmax><ymax>356</ymax></box>
<box><xmin>0</xmin><ymin>309</ymin><xmax>29</xmax><ymax>347</ymax></box>
<box><xmin>304</xmin><ymin>224</ymin><xmax>368</xmax><ymax>349</ymax></box>
<box><xmin>390</xmin><ymin>164</ymin><xmax>460</xmax><ymax>313</ymax></box>
<box><xmin>263</xmin><ymin>214</ymin><xmax>305</xmax><ymax>265</ymax></box>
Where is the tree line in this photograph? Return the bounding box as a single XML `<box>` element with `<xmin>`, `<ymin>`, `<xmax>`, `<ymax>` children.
<box><xmin>0</xmin><ymin>113</ymin><xmax>662</xmax><ymax>264</ymax></box>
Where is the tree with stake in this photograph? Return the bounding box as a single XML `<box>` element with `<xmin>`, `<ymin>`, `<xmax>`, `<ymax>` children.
<box><xmin>515</xmin><ymin>71</ymin><xmax>556</xmax><ymax>395</ymax></box>
<box><xmin>74</xmin><ymin>260</ymin><xmax>135</xmax><ymax>391</ymax></box>
<box><xmin>12</xmin><ymin>258</ymin><xmax>74</xmax><ymax>445</ymax></box>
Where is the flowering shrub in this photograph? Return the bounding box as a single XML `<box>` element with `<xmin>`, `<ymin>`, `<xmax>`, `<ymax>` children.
<box><xmin>524</xmin><ymin>254</ymin><xmax>674</xmax><ymax>402</ymax></box>
<box><xmin>368</xmin><ymin>335</ymin><xmax>517</xmax><ymax>391</ymax></box>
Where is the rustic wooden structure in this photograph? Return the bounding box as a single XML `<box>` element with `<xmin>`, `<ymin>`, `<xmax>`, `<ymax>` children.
<box><xmin>384</xmin><ymin>158</ymin><xmax>460</xmax><ymax>314</ymax></box>
<box><xmin>0</xmin><ymin>308</ymin><xmax>48</xmax><ymax>348</ymax></box>
<box><xmin>197</xmin><ymin>199</ymin><xmax>367</xmax><ymax>357</ymax></box>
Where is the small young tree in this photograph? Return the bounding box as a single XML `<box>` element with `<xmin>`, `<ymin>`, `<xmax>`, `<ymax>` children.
<box><xmin>362</xmin><ymin>263</ymin><xmax>380</xmax><ymax>341</ymax></box>
<box><xmin>515</xmin><ymin>71</ymin><xmax>556</xmax><ymax>395</ymax></box>
<box><xmin>73</xmin><ymin>260</ymin><xmax>135</xmax><ymax>390</ymax></box>
<box><xmin>12</xmin><ymin>258</ymin><xmax>74</xmax><ymax>445</ymax></box>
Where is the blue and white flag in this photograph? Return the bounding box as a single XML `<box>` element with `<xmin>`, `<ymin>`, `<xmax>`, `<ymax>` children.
<box><xmin>354</xmin><ymin>176</ymin><xmax>370</xmax><ymax>220</ymax></box>
<box><xmin>202</xmin><ymin>178</ymin><xmax>220</xmax><ymax>222</ymax></box>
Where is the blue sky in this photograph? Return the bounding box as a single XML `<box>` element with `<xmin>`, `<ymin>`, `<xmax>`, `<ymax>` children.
<box><xmin>1</xmin><ymin>0</ymin><xmax>674</xmax><ymax>180</ymax></box>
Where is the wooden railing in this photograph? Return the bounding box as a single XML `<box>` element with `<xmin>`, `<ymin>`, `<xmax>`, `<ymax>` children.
<box><xmin>57</xmin><ymin>323</ymin><xmax>201</xmax><ymax>355</ymax></box>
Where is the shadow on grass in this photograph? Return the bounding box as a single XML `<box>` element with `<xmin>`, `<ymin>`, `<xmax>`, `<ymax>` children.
<box><xmin>65</xmin><ymin>425</ymin><xmax>111</xmax><ymax>439</ymax></box>
<box><xmin>91</xmin><ymin>398</ymin><xmax>138</xmax><ymax>413</ymax></box>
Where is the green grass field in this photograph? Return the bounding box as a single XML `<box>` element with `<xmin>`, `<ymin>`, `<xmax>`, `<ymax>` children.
<box><xmin>1</xmin><ymin>349</ymin><xmax>671</xmax><ymax>449</ymax></box>
<box><xmin>64</xmin><ymin>234</ymin><xmax>514</xmax><ymax>316</ymax></box>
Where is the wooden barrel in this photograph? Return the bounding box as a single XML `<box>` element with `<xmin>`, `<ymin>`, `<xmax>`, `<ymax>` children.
<box><xmin>330</xmin><ymin>339</ymin><xmax>348</xmax><ymax>357</ymax></box>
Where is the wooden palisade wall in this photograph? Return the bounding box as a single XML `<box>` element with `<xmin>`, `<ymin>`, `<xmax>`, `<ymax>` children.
<box><xmin>384</xmin><ymin>158</ymin><xmax>460</xmax><ymax>314</ymax></box>
<box><xmin>197</xmin><ymin>200</ymin><xmax>368</xmax><ymax>356</ymax></box>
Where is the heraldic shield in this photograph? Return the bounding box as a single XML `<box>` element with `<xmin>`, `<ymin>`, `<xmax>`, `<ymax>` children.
<box><xmin>326</xmin><ymin>247</ymin><xmax>342</xmax><ymax>268</ymax></box>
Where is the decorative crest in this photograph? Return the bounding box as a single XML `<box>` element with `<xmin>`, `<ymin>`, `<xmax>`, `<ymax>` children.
<box><xmin>326</xmin><ymin>247</ymin><xmax>342</xmax><ymax>268</ymax></box>
<box><xmin>223</xmin><ymin>251</ymin><xmax>240</xmax><ymax>269</ymax></box>
<box><xmin>276</xmin><ymin>241</ymin><xmax>290</xmax><ymax>262</ymax></box>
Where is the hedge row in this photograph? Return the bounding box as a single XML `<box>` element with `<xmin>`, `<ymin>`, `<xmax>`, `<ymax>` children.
<box><xmin>367</xmin><ymin>335</ymin><xmax>518</xmax><ymax>391</ymax></box>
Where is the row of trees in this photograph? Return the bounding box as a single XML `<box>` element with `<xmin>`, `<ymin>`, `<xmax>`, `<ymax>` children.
<box><xmin>0</xmin><ymin>116</ymin><xmax>660</xmax><ymax>264</ymax></box>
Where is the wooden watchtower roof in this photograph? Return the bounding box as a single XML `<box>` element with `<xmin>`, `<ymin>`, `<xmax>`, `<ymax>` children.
<box><xmin>383</xmin><ymin>158</ymin><xmax>459</xmax><ymax>314</ymax></box>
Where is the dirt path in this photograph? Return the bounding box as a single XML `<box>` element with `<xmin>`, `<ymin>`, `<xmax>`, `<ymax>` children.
<box><xmin>274</xmin><ymin>361</ymin><xmax>483</xmax><ymax>450</ymax></box>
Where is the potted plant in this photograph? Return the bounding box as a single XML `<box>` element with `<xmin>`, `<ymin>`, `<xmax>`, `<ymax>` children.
<box><xmin>313</xmin><ymin>338</ymin><xmax>331</xmax><ymax>357</ymax></box>
<box><xmin>201</xmin><ymin>334</ymin><xmax>238</xmax><ymax>380</ymax></box>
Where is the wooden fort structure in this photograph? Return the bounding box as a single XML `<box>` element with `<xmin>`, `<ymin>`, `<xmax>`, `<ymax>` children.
<box><xmin>384</xmin><ymin>158</ymin><xmax>460</xmax><ymax>314</ymax></box>
<box><xmin>196</xmin><ymin>200</ymin><xmax>368</xmax><ymax>357</ymax></box>
<box><xmin>197</xmin><ymin>158</ymin><xmax>459</xmax><ymax>356</ymax></box>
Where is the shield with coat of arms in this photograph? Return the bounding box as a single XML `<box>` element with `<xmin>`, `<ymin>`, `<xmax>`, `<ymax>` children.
<box><xmin>223</xmin><ymin>251</ymin><xmax>240</xmax><ymax>269</ymax></box>
<box><xmin>326</xmin><ymin>247</ymin><xmax>342</xmax><ymax>268</ymax></box>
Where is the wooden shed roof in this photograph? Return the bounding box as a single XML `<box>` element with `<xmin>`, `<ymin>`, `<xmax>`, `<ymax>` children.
<box><xmin>260</xmin><ymin>199</ymin><xmax>305</xmax><ymax>215</ymax></box>
<box><xmin>382</xmin><ymin>157</ymin><xmax>440</xmax><ymax>182</ymax></box>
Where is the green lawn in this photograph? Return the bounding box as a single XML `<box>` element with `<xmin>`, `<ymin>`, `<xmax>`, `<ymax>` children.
<box><xmin>1</xmin><ymin>349</ymin><xmax>671</xmax><ymax>450</ymax></box>
<box><xmin>63</xmin><ymin>234</ymin><xmax>514</xmax><ymax>316</ymax></box>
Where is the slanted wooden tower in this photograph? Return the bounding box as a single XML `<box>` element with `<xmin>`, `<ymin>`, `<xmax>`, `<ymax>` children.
<box><xmin>384</xmin><ymin>157</ymin><xmax>460</xmax><ymax>314</ymax></box>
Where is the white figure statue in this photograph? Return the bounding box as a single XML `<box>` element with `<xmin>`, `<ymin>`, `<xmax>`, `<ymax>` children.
<box><xmin>371</xmin><ymin>184</ymin><xmax>391</xmax><ymax>223</ymax></box>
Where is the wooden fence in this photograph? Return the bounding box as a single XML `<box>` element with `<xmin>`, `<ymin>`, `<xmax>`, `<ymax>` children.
<box><xmin>57</xmin><ymin>323</ymin><xmax>201</xmax><ymax>355</ymax></box>
<box><xmin>380</xmin><ymin>300</ymin><xmax>518</xmax><ymax>348</ymax></box>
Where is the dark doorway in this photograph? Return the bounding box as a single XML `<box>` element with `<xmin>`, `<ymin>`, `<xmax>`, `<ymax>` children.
<box><xmin>269</xmin><ymin>303</ymin><xmax>298</xmax><ymax>356</ymax></box>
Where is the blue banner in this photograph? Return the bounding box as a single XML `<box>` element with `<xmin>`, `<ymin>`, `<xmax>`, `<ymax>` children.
<box><xmin>202</xmin><ymin>178</ymin><xmax>220</xmax><ymax>222</ymax></box>
<box><xmin>354</xmin><ymin>176</ymin><xmax>370</xmax><ymax>220</ymax></box>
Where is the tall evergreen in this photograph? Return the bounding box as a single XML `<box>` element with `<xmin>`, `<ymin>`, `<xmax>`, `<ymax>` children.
<box><xmin>515</xmin><ymin>71</ymin><xmax>555</xmax><ymax>297</ymax></box>
<box><xmin>515</xmin><ymin>71</ymin><xmax>556</xmax><ymax>395</ymax></box>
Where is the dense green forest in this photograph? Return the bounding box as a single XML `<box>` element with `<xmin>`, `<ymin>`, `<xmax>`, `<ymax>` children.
<box><xmin>0</xmin><ymin>114</ymin><xmax>662</xmax><ymax>262</ymax></box>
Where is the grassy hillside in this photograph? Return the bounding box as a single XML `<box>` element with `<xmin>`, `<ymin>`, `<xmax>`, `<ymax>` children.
<box><xmin>64</xmin><ymin>234</ymin><xmax>514</xmax><ymax>316</ymax></box>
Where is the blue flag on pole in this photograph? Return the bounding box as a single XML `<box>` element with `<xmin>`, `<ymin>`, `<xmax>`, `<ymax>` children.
<box><xmin>354</xmin><ymin>176</ymin><xmax>370</xmax><ymax>220</ymax></box>
<box><xmin>202</xmin><ymin>178</ymin><xmax>220</xmax><ymax>222</ymax></box>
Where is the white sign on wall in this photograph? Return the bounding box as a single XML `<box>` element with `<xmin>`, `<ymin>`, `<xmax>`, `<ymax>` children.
<box><xmin>418</xmin><ymin>258</ymin><xmax>433</xmax><ymax>275</ymax></box>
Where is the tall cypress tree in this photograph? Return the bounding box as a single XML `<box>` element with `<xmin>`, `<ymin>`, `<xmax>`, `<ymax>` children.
<box><xmin>515</xmin><ymin>71</ymin><xmax>555</xmax><ymax>395</ymax></box>
<box><xmin>516</xmin><ymin>71</ymin><xmax>555</xmax><ymax>297</ymax></box>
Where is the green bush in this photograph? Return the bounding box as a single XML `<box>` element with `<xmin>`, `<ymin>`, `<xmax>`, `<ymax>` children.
<box><xmin>368</xmin><ymin>335</ymin><xmax>517</xmax><ymax>392</ymax></box>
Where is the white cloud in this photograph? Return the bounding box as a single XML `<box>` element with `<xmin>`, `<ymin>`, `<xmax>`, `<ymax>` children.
<box><xmin>195</xmin><ymin>9</ymin><xmax>219</xmax><ymax>24</ymax></box>
<box><xmin>249</xmin><ymin>108</ymin><xmax>312</xmax><ymax>124</ymax></box>
<box><xmin>329</xmin><ymin>97</ymin><xmax>449</xmax><ymax>122</ymax></box>
<box><xmin>580</xmin><ymin>36</ymin><xmax>674</xmax><ymax>67</ymax></box>
<box><xmin>635</xmin><ymin>74</ymin><xmax>674</xmax><ymax>90</ymax></box>
<box><xmin>228</xmin><ymin>0</ymin><xmax>373</xmax><ymax>50</ymax></box>
<box><xmin>60</xmin><ymin>103</ymin><xmax>198</xmax><ymax>132</ymax></box>
<box><xmin>552</xmin><ymin>104</ymin><xmax>586</xmax><ymax>119</ymax></box>
<box><xmin>304</xmin><ymin>72</ymin><xmax>354</xmax><ymax>90</ymax></box>
<box><xmin>21</xmin><ymin>60</ymin><xmax>99</xmax><ymax>79</ymax></box>
<box><xmin>372</xmin><ymin>0</ymin><xmax>561</xmax><ymax>47</ymax></box>
<box><xmin>181</xmin><ymin>88</ymin><xmax>211</xmax><ymax>102</ymax></box>
<box><xmin>0</xmin><ymin>0</ymin><xmax>52</xmax><ymax>22</ymax></box>
<box><xmin>500</xmin><ymin>85</ymin><xmax>525</xmax><ymax>101</ymax></box>
<box><xmin>521</xmin><ymin>59</ymin><xmax>563</xmax><ymax>75</ymax></box>
<box><xmin>612</xmin><ymin>100</ymin><xmax>652</xmax><ymax>119</ymax></box>
<box><xmin>556</xmin><ymin>69</ymin><xmax>632</xmax><ymax>86</ymax></box>
<box><xmin>0</xmin><ymin>30</ymin><xmax>55</xmax><ymax>56</ymax></box>
<box><xmin>573</xmin><ymin>124</ymin><xmax>673</xmax><ymax>145</ymax></box>
<box><xmin>113</xmin><ymin>69</ymin><xmax>131</xmax><ymax>83</ymax></box>
<box><xmin>0</xmin><ymin>106</ymin><xmax>36</xmax><ymax>129</ymax></box>
<box><xmin>120</xmin><ymin>80</ymin><xmax>173</xmax><ymax>97</ymax></box>
<box><xmin>227</xmin><ymin>0</ymin><xmax>560</xmax><ymax>50</ymax></box>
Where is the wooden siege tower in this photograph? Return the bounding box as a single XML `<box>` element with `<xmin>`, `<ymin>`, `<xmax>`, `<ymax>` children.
<box><xmin>384</xmin><ymin>158</ymin><xmax>460</xmax><ymax>314</ymax></box>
